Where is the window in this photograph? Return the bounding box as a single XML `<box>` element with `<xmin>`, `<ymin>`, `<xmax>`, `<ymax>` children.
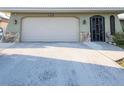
<box><xmin>110</xmin><ymin>15</ymin><xmax>115</xmax><ymax>35</ymax></box>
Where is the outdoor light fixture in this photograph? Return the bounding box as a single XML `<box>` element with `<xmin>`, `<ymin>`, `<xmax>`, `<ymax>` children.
<box><xmin>14</xmin><ymin>20</ymin><xmax>17</xmax><ymax>24</ymax></box>
<box><xmin>83</xmin><ymin>20</ymin><xmax>86</xmax><ymax>24</ymax></box>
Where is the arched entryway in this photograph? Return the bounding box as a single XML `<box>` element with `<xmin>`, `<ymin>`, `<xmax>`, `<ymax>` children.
<box><xmin>90</xmin><ymin>15</ymin><xmax>105</xmax><ymax>41</ymax></box>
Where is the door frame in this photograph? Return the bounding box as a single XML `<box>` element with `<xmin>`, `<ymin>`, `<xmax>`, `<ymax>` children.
<box><xmin>90</xmin><ymin>15</ymin><xmax>105</xmax><ymax>42</ymax></box>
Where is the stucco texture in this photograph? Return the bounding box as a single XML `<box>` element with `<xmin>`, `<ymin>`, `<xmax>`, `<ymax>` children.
<box><xmin>120</xmin><ymin>20</ymin><xmax>124</xmax><ymax>30</ymax></box>
<box><xmin>5</xmin><ymin>13</ymin><xmax>123</xmax><ymax>42</ymax></box>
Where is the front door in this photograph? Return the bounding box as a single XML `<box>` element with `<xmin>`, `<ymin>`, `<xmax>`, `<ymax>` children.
<box><xmin>90</xmin><ymin>15</ymin><xmax>105</xmax><ymax>41</ymax></box>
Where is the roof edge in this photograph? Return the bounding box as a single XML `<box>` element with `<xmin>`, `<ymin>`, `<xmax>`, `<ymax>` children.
<box><xmin>0</xmin><ymin>7</ymin><xmax>124</xmax><ymax>13</ymax></box>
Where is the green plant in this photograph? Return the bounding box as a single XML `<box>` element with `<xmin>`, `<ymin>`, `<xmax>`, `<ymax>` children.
<box><xmin>113</xmin><ymin>32</ymin><xmax>124</xmax><ymax>45</ymax></box>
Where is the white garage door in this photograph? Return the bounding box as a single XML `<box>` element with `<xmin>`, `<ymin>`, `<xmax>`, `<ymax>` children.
<box><xmin>21</xmin><ymin>17</ymin><xmax>79</xmax><ymax>42</ymax></box>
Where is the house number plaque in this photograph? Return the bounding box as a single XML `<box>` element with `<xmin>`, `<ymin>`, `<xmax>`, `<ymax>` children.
<box><xmin>48</xmin><ymin>13</ymin><xmax>54</xmax><ymax>17</ymax></box>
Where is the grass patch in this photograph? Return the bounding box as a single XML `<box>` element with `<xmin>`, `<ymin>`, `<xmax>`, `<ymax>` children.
<box><xmin>118</xmin><ymin>45</ymin><xmax>124</xmax><ymax>49</ymax></box>
<box><xmin>116</xmin><ymin>58</ymin><xmax>124</xmax><ymax>67</ymax></box>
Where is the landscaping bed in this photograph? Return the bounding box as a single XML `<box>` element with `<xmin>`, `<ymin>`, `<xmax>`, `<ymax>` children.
<box><xmin>113</xmin><ymin>32</ymin><xmax>124</xmax><ymax>49</ymax></box>
<box><xmin>118</xmin><ymin>45</ymin><xmax>124</xmax><ymax>49</ymax></box>
<box><xmin>113</xmin><ymin>32</ymin><xmax>124</xmax><ymax>67</ymax></box>
<box><xmin>116</xmin><ymin>58</ymin><xmax>124</xmax><ymax>67</ymax></box>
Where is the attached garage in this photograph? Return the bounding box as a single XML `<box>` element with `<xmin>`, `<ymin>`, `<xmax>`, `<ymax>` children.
<box><xmin>21</xmin><ymin>17</ymin><xmax>79</xmax><ymax>42</ymax></box>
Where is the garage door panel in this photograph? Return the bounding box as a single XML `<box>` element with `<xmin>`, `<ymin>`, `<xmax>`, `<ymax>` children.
<box><xmin>21</xmin><ymin>17</ymin><xmax>79</xmax><ymax>42</ymax></box>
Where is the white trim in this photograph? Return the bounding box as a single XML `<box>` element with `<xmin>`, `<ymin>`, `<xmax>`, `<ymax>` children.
<box><xmin>0</xmin><ymin>7</ymin><xmax>124</xmax><ymax>13</ymax></box>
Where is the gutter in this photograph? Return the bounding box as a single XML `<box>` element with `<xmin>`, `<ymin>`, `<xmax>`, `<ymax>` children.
<box><xmin>0</xmin><ymin>7</ymin><xmax>124</xmax><ymax>13</ymax></box>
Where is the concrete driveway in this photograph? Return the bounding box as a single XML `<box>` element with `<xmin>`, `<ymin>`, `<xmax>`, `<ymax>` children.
<box><xmin>0</xmin><ymin>42</ymin><xmax>124</xmax><ymax>85</ymax></box>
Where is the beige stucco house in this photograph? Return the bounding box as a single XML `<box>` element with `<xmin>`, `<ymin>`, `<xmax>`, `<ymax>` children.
<box><xmin>0</xmin><ymin>7</ymin><xmax>124</xmax><ymax>42</ymax></box>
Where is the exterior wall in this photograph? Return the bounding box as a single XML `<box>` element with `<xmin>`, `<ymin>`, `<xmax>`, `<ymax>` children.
<box><xmin>115</xmin><ymin>16</ymin><xmax>123</xmax><ymax>33</ymax></box>
<box><xmin>5</xmin><ymin>12</ymin><xmax>123</xmax><ymax>42</ymax></box>
<box><xmin>120</xmin><ymin>20</ymin><xmax>124</xmax><ymax>30</ymax></box>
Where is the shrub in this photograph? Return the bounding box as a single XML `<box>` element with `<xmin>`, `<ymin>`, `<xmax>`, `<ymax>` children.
<box><xmin>113</xmin><ymin>32</ymin><xmax>124</xmax><ymax>45</ymax></box>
